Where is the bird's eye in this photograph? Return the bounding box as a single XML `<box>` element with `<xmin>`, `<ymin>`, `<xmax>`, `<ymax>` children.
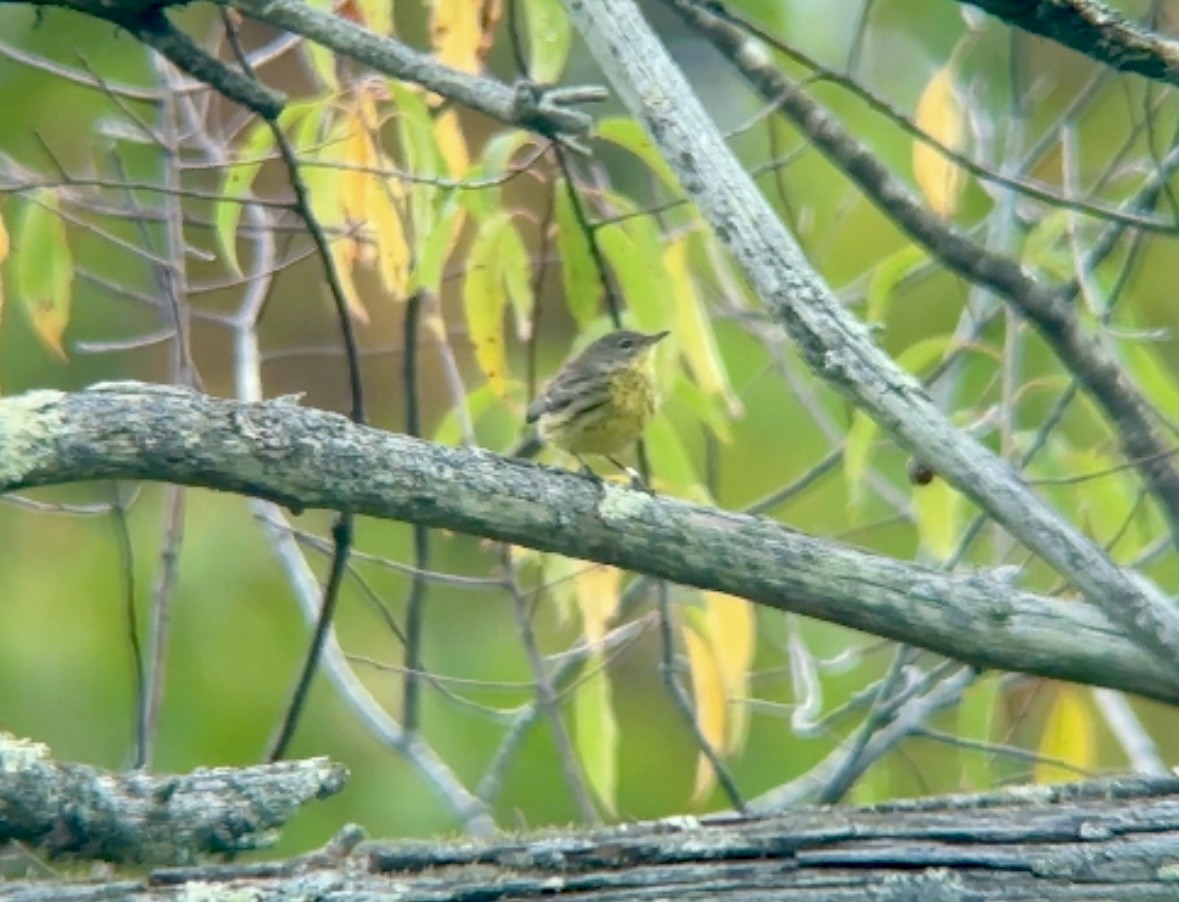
<box><xmin>618</xmin><ymin>336</ymin><xmax>635</xmax><ymax>350</ymax></box>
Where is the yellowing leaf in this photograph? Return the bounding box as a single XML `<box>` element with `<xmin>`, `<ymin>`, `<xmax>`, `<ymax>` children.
<box><xmin>356</xmin><ymin>0</ymin><xmax>394</xmax><ymax>35</ymax></box>
<box><xmin>1034</xmin><ymin>685</ymin><xmax>1096</xmax><ymax>784</ymax></box>
<box><xmin>913</xmin><ymin>476</ymin><xmax>959</xmax><ymax>560</ymax></box>
<box><xmin>431</xmin><ymin>0</ymin><xmax>503</xmax><ymax>74</ymax></box>
<box><xmin>330</xmin><ymin>235</ymin><xmax>367</xmax><ymax>324</ymax></box>
<box><xmin>574</xmin><ymin>565</ymin><xmax>621</xmax><ymax>645</ymax></box>
<box><xmin>573</xmin><ymin>650</ymin><xmax>617</xmax><ymax>815</ymax></box>
<box><xmin>913</xmin><ymin>64</ymin><xmax>966</xmax><ymax>217</ymax></box>
<box><xmin>665</xmin><ymin>237</ymin><xmax>740</xmax><ymax>416</ymax></box>
<box><xmin>434</xmin><ymin>108</ymin><xmax>471</xmax><ymax>178</ymax></box>
<box><xmin>702</xmin><ymin>592</ymin><xmax>755</xmax><ymax>755</ymax></box>
<box><xmin>370</xmin><ymin>186</ymin><xmax>410</xmax><ymax>299</ymax></box>
<box><xmin>463</xmin><ymin>212</ymin><xmax>513</xmax><ymax>396</ymax></box>
<box><xmin>520</xmin><ymin>0</ymin><xmax>571</xmax><ymax>83</ymax></box>
<box><xmin>15</xmin><ymin>190</ymin><xmax>72</xmax><ymax>359</ymax></box>
<box><xmin>683</xmin><ymin>623</ymin><xmax>726</xmax><ymax>803</ymax></box>
<box><xmin>341</xmin><ymin>91</ymin><xmax>381</xmax><ymax>225</ymax></box>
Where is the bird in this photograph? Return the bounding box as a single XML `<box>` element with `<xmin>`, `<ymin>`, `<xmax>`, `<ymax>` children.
<box><xmin>521</xmin><ymin>329</ymin><xmax>670</xmax><ymax>484</ymax></box>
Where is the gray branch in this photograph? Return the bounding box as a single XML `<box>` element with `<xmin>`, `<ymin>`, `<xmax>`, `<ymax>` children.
<box><xmin>954</xmin><ymin>0</ymin><xmax>1179</xmax><ymax>84</ymax></box>
<box><xmin>0</xmin><ymin>732</ymin><xmax>345</xmax><ymax>865</ymax></box>
<box><xmin>561</xmin><ymin>0</ymin><xmax>1179</xmax><ymax>673</ymax></box>
<box><xmin>1</xmin><ymin>383</ymin><xmax>1177</xmax><ymax>703</ymax></box>
<box><xmin>9</xmin><ymin>772</ymin><xmax>1179</xmax><ymax>898</ymax></box>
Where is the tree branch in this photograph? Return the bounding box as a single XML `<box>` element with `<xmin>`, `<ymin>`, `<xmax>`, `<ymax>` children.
<box><xmin>561</xmin><ymin>0</ymin><xmax>1179</xmax><ymax>675</ymax></box>
<box><xmin>954</xmin><ymin>0</ymin><xmax>1179</xmax><ymax>84</ymax></box>
<box><xmin>2</xmin><ymin>383</ymin><xmax>1177</xmax><ymax>703</ymax></box>
<box><xmin>0</xmin><ymin>732</ymin><xmax>345</xmax><ymax>865</ymax></box>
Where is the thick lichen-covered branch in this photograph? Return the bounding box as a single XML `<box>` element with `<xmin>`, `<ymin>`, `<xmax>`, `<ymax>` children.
<box><xmin>2</xmin><ymin>383</ymin><xmax>1177</xmax><ymax>703</ymax></box>
<box><xmin>0</xmin><ymin>732</ymin><xmax>346</xmax><ymax>865</ymax></box>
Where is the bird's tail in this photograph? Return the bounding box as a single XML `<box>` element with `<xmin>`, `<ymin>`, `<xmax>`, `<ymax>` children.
<box><xmin>509</xmin><ymin>430</ymin><xmax>544</xmax><ymax>459</ymax></box>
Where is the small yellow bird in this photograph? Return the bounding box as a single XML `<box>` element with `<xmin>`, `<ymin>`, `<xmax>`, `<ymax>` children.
<box><xmin>523</xmin><ymin>329</ymin><xmax>669</xmax><ymax>480</ymax></box>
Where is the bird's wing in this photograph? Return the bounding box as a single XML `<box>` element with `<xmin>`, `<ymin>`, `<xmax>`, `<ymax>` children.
<box><xmin>525</xmin><ymin>368</ymin><xmax>600</xmax><ymax>423</ymax></box>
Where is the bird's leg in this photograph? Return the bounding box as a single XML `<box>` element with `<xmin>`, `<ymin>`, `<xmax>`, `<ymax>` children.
<box><xmin>607</xmin><ymin>455</ymin><xmax>650</xmax><ymax>492</ymax></box>
<box><xmin>575</xmin><ymin>455</ymin><xmax>602</xmax><ymax>482</ymax></box>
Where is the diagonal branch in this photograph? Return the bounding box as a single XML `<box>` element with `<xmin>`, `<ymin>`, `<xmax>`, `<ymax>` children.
<box><xmin>2</xmin><ymin>383</ymin><xmax>1177</xmax><ymax>703</ymax></box>
<box><xmin>952</xmin><ymin>0</ymin><xmax>1179</xmax><ymax>85</ymax></box>
<box><xmin>667</xmin><ymin>0</ymin><xmax>1179</xmax><ymax>553</ymax></box>
<box><xmin>560</xmin><ymin>0</ymin><xmax>1179</xmax><ymax>675</ymax></box>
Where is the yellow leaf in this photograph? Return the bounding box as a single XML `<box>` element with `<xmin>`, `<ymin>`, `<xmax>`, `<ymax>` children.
<box><xmin>913</xmin><ymin>64</ymin><xmax>966</xmax><ymax>217</ymax></box>
<box><xmin>434</xmin><ymin>108</ymin><xmax>471</xmax><ymax>177</ymax></box>
<box><xmin>913</xmin><ymin>470</ymin><xmax>960</xmax><ymax>560</ymax></box>
<box><xmin>702</xmin><ymin>592</ymin><xmax>755</xmax><ymax>756</ymax></box>
<box><xmin>1034</xmin><ymin>685</ymin><xmax>1096</xmax><ymax>784</ymax></box>
<box><xmin>15</xmin><ymin>190</ymin><xmax>72</xmax><ymax>359</ymax></box>
<box><xmin>431</xmin><ymin>0</ymin><xmax>503</xmax><ymax>74</ymax></box>
<box><xmin>574</xmin><ymin>565</ymin><xmax>621</xmax><ymax>645</ymax></box>
<box><xmin>341</xmin><ymin>108</ymin><xmax>376</xmax><ymax>226</ymax></box>
<box><xmin>356</xmin><ymin>0</ymin><xmax>394</xmax><ymax>35</ymax></box>
<box><xmin>330</xmin><ymin>237</ymin><xmax>368</xmax><ymax>324</ymax></box>
<box><xmin>664</xmin><ymin>238</ymin><xmax>741</xmax><ymax>417</ymax></box>
<box><xmin>573</xmin><ymin>650</ymin><xmax>617</xmax><ymax>815</ymax></box>
<box><xmin>371</xmin><ymin>183</ymin><xmax>410</xmax><ymax>298</ymax></box>
<box><xmin>463</xmin><ymin>212</ymin><xmax>512</xmax><ymax>396</ymax></box>
<box><xmin>683</xmin><ymin>623</ymin><xmax>726</xmax><ymax>803</ymax></box>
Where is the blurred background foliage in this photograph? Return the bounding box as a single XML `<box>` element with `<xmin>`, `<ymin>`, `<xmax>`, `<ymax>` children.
<box><xmin>1</xmin><ymin>0</ymin><xmax>1178</xmax><ymax>857</ymax></box>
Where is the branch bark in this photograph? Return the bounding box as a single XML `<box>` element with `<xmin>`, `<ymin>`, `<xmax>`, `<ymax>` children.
<box><xmin>10</xmin><ymin>771</ymin><xmax>1179</xmax><ymax>899</ymax></box>
<box><xmin>2</xmin><ymin>383</ymin><xmax>1177</xmax><ymax>703</ymax></box>
<box><xmin>0</xmin><ymin>733</ymin><xmax>345</xmax><ymax>865</ymax></box>
<box><xmin>954</xmin><ymin>0</ymin><xmax>1179</xmax><ymax>84</ymax></box>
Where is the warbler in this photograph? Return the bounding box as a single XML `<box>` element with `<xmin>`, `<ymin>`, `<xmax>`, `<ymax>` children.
<box><xmin>519</xmin><ymin>329</ymin><xmax>670</xmax><ymax>479</ymax></box>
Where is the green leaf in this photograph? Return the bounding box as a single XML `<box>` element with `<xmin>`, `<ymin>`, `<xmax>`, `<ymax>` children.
<box><xmin>215</xmin><ymin>116</ymin><xmax>283</xmax><ymax>276</ymax></box>
<box><xmin>597</xmin><ymin>118</ymin><xmax>680</xmax><ymax>193</ymax></box>
<box><xmin>645</xmin><ymin>411</ymin><xmax>709</xmax><ymax>503</ymax></box>
<box><xmin>462</xmin><ymin>131</ymin><xmax>531</xmax><ymax>222</ymax></box>
<box><xmin>913</xmin><ymin>475</ymin><xmax>959</xmax><ymax>560</ymax></box>
<box><xmin>389</xmin><ymin>79</ymin><xmax>446</xmax><ymax>238</ymax></box>
<box><xmin>896</xmin><ymin>335</ymin><xmax>953</xmax><ymax>378</ymax></box>
<box><xmin>413</xmin><ymin>195</ymin><xmax>463</xmax><ymax>297</ymax></box>
<box><xmin>573</xmin><ymin>649</ymin><xmax>617</xmax><ymax>815</ymax></box>
<box><xmin>499</xmin><ymin>218</ymin><xmax>535</xmax><ymax>340</ymax></box>
<box><xmin>521</xmin><ymin>0</ymin><xmax>571</xmax><ymax>84</ymax></box>
<box><xmin>843</xmin><ymin>409</ymin><xmax>877</xmax><ymax>516</ymax></box>
<box><xmin>866</xmin><ymin>244</ymin><xmax>927</xmax><ymax>324</ymax></box>
<box><xmin>1021</xmin><ymin>209</ymin><xmax>1072</xmax><ymax>280</ymax></box>
<box><xmin>554</xmin><ymin>181</ymin><xmax>600</xmax><ymax>327</ymax></box>
<box><xmin>15</xmin><ymin>189</ymin><xmax>72</xmax><ymax>359</ymax></box>
<box><xmin>596</xmin><ymin>203</ymin><xmax>672</xmax><ymax>331</ymax></box>
<box><xmin>956</xmin><ymin>676</ymin><xmax>998</xmax><ymax>790</ymax></box>
<box><xmin>669</xmin><ymin>371</ymin><xmax>734</xmax><ymax>444</ymax></box>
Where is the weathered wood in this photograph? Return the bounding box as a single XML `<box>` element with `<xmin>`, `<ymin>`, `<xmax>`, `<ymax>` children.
<box><xmin>1</xmin><ymin>383</ymin><xmax>1176</xmax><ymax>703</ymax></box>
<box><xmin>6</xmin><ymin>775</ymin><xmax>1179</xmax><ymax>899</ymax></box>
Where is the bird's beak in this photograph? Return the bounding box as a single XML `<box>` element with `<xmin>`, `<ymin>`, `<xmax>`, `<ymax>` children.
<box><xmin>646</xmin><ymin>330</ymin><xmax>671</xmax><ymax>345</ymax></box>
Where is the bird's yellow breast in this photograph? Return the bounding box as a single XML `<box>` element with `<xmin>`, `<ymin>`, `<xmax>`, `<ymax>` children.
<box><xmin>542</xmin><ymin>360</ymin><xmax>658</xmax><ymax>456</ymax></box>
